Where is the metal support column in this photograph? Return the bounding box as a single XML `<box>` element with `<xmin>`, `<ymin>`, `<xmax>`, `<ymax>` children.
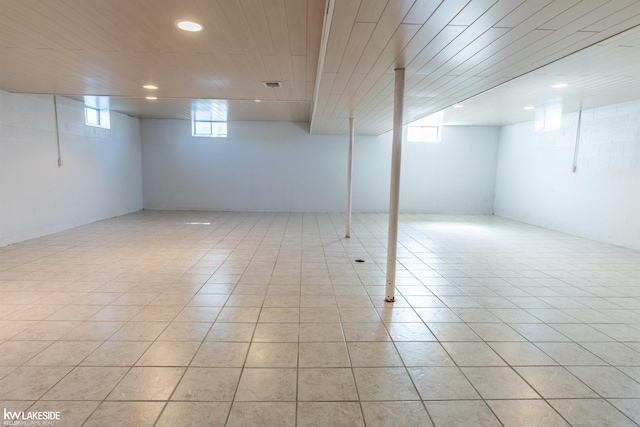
<box><xmin>385</xmin><ymin>68</ymin><xmax>405</xmax><ymax>302</ymax></box>
<box><xmin>346</xmin><ymin>117</ymin><xmax>354</xmax><ymax>238</ymax></box>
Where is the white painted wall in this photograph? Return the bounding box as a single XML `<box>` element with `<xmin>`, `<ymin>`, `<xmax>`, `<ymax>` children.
<box><xmin>399</xmin><ymin>126</ymin><xmax>499</xmax><ymax>213</ymax></box>
<box><xmin>141</xmin><ymin>120</ymin><xmax>499</xmax><ymax>213</ymax></box>
<box><xmin>0</xmin><ymin>92</ymin><xmax>143</xmax><ymax>246</ymax></box>
<box><xmin>495</xmin><ymin>100</ymin><xmax>640</xmax><ymax>250</ymax></box>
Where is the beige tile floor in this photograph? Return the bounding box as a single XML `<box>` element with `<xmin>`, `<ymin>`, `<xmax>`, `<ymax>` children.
<box><xmin>0</xmin><ymin>211</ymin><xmax>639</xmax><ymax>426</ymax></box>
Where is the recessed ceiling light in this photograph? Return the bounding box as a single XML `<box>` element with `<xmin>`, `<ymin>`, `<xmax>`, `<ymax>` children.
<box><xmin>176</xmin><ymin>20</ymin><xmax>203</xmax><ymax>32</ymax></box>
<box><xmin>452</xmin><ymin>104</ymin><xmax>464</xmax><ymax>108</ymax></box>
<box><xmin>143</xmin><ymin>85</ymin><xmax>158</xmax><ymax>90</ymax></box>
<box><xmin>254</xmin><ymin>99</ymin><xmax>261</xmax><ymax>103</ymax></box>
<box><xmin>145</xmin><ymin>96</ymin><xmax>157</xmax><ymax>100</ymax></box>
<box><xmin>552</xmin><ymin>83</ymin><xmax>568</xmax><ymax>88</ymax></box>
<box><xmin>523</xmin><ymin>105</ymin><xmax>535</xmax><ymax>110</ymax></box>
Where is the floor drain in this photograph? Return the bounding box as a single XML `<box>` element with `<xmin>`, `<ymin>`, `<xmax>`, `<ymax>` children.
<box><xmin>355</xmin><ymin>259</ymin><xmax>365</xmax><ymax>263</ymax></box>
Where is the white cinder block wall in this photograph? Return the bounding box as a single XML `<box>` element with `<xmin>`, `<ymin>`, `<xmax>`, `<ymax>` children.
<box><xmin>141</xmin><ymin>120</ymin><xmax>499</xmax><ymax>213</ymax></box>
<box><xmin>5</xmin><ymin>89</ymin><xmax>640</xmax><ymax>251</ymax></box>
<box><xmin>0</xmin><ymin>92</ymin><xmax>143</xmax><ymax>246</ymax></box>
<box><xmin>495</xmin><ymin>99</ymin><xmax>640</xmax><ymax>250</ymax></box>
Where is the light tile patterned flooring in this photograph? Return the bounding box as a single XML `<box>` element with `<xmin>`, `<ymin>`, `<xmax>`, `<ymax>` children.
<box><xmin>0</xmin><ymin>211</ymin><xmax>639</xmax><ymax>426</ymax></box>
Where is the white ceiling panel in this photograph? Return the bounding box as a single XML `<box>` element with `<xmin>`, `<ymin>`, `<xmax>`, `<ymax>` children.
<box><xmin>0</xmin><ymin>0</ymin><xmax>323</xmax><ymax>120</ymax></box>
<box><xmin>73</xmin><ymin>97</ymin><xmax>313</xmax><ymax>123</ymax></box>
<box><xmin>311</xmin><ymin>0</ymin><xmax>640</xmax><ymax>134</ymax></box>
<box><xmin>440</xmin><ymin>24</ymin><xmax>640</xmax><ymax>126</ymax></box>
<box><xmin>1</xmin><ymin>0</ymin><xmax>640</xmax><ymax>134</ymax></box>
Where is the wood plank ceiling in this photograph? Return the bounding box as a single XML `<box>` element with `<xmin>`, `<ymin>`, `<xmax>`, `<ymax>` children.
<box><xmin>1</xmin><ymin>0</ymin><xmax>640</xmax><ymax>134</ymax></box>
<box><xmin>0</xmin><ymin>0</ymin><xmax>324</xmax><ymax>123</ymax></box>
<box><xmin>311</xmin><ymin>0</ymin><xmax>640</xmax><ymax>134</ymax></box>
<box><xmin>440</xmin><ymin>23</ymin><xmax>640</xmax><ymax>126</ymax></box>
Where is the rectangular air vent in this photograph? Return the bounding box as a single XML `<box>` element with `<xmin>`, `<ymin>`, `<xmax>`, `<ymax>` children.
<box><xmin>263</xmin><ymin>81</ymin><xmax>282</xmax><ymax>88</ymax></box>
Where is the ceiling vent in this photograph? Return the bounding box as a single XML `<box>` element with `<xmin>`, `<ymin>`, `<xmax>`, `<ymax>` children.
<box><xmin>263</xmin><ymin>81</ymin><xmax>282</xmax><ymax>88</ymax></box>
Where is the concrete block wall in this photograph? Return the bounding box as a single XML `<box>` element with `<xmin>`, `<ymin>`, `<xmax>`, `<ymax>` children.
<box><xmin>0</xmin><ymin>92</ymin><xmax>143</xmax><ymax>246</ymax></box>
<box><xmin>399</xmin><ymin>126</ymin><xmax>499</xmax><ymax>213</ymax></box>
<box><xmin>495</xmin><ymin>99</ymin><xmax>640</xmax><ymax>250</ymax></box>
<box><xmin>141</xmin><ymin>120</ymin><xmax>499</xmax><ymax>213</ymax></box>
<box><xmin>5</xmin><ymin>87</ymin><xmax>639</xmax><ymax>251</ymax></box>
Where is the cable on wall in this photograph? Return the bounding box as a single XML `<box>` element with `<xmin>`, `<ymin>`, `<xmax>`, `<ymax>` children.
<box><xmin>53</xmin><ymin>95</ymin><xmax>63</xmax><ymax>167</ymax></box>
<box><xmin>572</xmin><ymin>106</ymin><xmax>583</xmax><ymax>173</ymax></box>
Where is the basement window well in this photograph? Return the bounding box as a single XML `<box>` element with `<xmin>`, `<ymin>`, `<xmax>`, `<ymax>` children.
<box><xmin>192</xmin><ymin>101</ymin><xmax>228</xmax><ymax>138</ymax></box>
<box><xmin>407</xmin><ymin>112</ymin><xmax>442</xmax><ymax>142</ymax></box>
<box><xmin>193</xmin><ymin>119</ymin><xmax>227</xmax><ymax>138</ymax></box>
<box><xmin>534</xmin><ymin>102</ymin><xmax>562</xmax><ymax>132</ymax></box>
<box><xmin>84</xmin><ymin>96</ymin><xmax>110</xmax><ymax>129</ymax></box>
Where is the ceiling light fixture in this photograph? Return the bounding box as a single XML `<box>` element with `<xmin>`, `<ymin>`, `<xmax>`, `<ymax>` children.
<box><xmin>552</xmin><ymin>83</ymin><xmax>568</xmax><ymax>88</ymax></box>
<box><xmin>523</xmin><ymin>105</ymin><xmax>535</xmax><ymax>110</ymax></box>
<box><xmin>254</xmin><ymin>99</ymin><xmax>261</xmax><ymax>102</ymax></box>
<box><xmin>145</xmin><ymin>96</ymin><xmax>157</xmax><ymax>100</ymax></box>
<box><xmin>143</xmin><ymin>85</ymin><xmax>158</xmax><ymax>90</ymax></box>
<box><xmin>176</xmin><ymin>20</ymin><xmax>203</xmax><ymax>32</ymax></box>
<box><xmin>452</xmin><ymin>104</ymin><xmax>464</xmax><ymax>108</ymax></box>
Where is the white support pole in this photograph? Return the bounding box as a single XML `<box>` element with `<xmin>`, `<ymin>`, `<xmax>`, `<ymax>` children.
<box><xmin>346</xmin><ymin>117</ymin><xmax>354</xmax><ymax>238</ymax></box>
<box><xmin>385</xmin><ymin>68</ymin><xmax>405</xmax><ymax>303</ymax></box>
